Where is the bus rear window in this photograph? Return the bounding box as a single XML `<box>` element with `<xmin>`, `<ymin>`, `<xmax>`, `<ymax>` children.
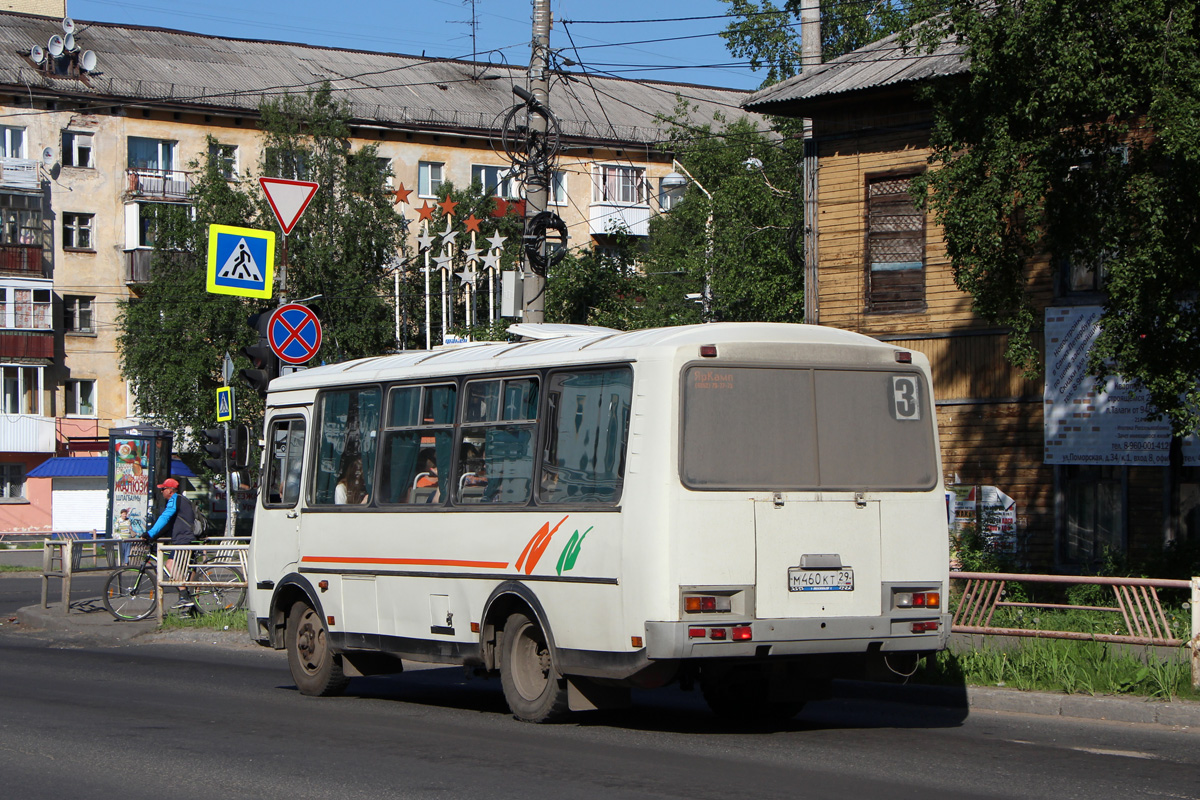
<box><xmin>681</xmin><ymin>366</ymin><xmax>937</xmax><ymax>491</ymax></box>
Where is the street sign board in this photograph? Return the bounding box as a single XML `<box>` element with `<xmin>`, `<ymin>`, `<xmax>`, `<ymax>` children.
<box><xmin>268</xmin><ymin>303</ymin><xmax>322</xmax><ymax>365</ymax></box>
<box><xmin>259</xmin><ymin>177</ymin><xmax>319</xmax><ymax>235</ymax></box>
<box><xmin>207</xmin><ymin>224</ymin><xmax>275</xmax><ymax>298</ymax></box>
<box><xmin>216</xmin><ymin>386</ymin><xmax>234</xmax><ymax>422</ymax></box>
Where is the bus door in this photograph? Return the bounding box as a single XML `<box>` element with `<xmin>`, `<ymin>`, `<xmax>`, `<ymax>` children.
<box><xmin>254</xmin><ymin>412</ymin><xmax>310</xmax><ymax>576</ymax></box>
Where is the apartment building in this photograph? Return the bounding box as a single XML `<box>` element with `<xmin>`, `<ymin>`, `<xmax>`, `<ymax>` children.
<box><xmin>0</xmin><ymin>10</ymin><xmax>752</xmax><ymax>531</ymax></box>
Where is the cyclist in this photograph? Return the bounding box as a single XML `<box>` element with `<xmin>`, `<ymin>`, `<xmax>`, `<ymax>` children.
<box><xmin>144</xmin><ymin>477</ymin><xmax>196</xmax><ymax>608</ymax></box>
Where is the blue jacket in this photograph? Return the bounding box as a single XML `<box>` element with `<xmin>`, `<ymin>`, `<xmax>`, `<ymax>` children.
<box><xmin>146</xmin><ymin>494</ymin><xmax>194</xmax><ymax>542</ymax></box>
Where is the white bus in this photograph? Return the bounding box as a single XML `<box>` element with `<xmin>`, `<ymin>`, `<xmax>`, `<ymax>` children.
<box><xmin>247</xmin><ymin>323</ymin><xmax>950</xmax><ymax>722</ymax></box>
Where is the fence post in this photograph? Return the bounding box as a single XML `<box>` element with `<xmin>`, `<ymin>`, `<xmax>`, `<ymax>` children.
<box><xmin>155</xmin><ymin>544</ymin><xmax>164</xmax><ymax>626</ymax></box>
<box><xmin>62</xmin><ymin>539</ymin><xmax>73</xmax><ymax>612</ymax></box>
<box><xmin>1191</xmin><ymin>576</ymin><xmax>1199</xmax><ymax>690</ymax></box>
<box><xmin>40</xmin><ymin>539</ymin><xmax>51</xmax><ymax>608</ymax></box>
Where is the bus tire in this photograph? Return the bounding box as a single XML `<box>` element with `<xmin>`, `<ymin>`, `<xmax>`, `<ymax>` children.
<box><xmin>701</xmin><ymin>665</ymin><xmax>803</xmax><ymax>724</ymax></box>
<box><xmin>499</xmin><ymin>612</ymin><xmax>569</xmax><ymax>722</ymax></box>
<box><xmin>286</xmin><ymin>600</ymin><xmax>349</xmax><ymax>697</ymax></box>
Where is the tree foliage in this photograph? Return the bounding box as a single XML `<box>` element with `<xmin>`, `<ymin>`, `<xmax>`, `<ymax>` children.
<box><xmin>722</xmin><ymin>0</ymin><xmax>914</xmax><ymax>86</ymax></box>
<box><xmin>908</xmin><ymin>0</ymin><xmax>1200</xmax><ymax>434</ymax></box>
<box><xmin>118</xmin><ymin>83</ymin><xmax>407</xmax><ymax>462</ymax></box>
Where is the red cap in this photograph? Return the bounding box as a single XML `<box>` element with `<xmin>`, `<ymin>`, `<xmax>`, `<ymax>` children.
<box><xmin>157</xmin><ymin>478</ymin><xmax>180</xmax><ymax>489</ymax></box>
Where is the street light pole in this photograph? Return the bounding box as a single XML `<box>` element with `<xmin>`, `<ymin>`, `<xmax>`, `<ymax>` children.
<box><xmin>665</xmin><ymin>159</ymin><xmax>714</xmax><ymax>321</ymax></box>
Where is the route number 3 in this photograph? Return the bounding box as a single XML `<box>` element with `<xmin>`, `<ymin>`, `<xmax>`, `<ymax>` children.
<box><xmin>891</xmin><ymin>375</ymin><xmax>921</xmax><ymax>421</ymax></box>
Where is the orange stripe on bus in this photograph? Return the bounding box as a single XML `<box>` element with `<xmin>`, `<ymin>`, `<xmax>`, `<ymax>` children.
<box><xmin>301</xmin><ymin>556</ymin><xmax>509</xmax><ymax>569</ymax></box>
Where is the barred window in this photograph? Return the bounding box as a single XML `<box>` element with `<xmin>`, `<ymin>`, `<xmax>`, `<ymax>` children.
<box><xmin>866</xmin><ymin>175</ymin><xmax>925</xmax><ymax>312</ymax></box>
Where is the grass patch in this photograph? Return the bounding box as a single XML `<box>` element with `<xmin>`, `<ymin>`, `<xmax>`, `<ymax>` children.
<box><xmin>0</xmin><ymin>564</ymin><xmax>40</xmax><ymax>573</ymax></box>
<box><xmin>159</xmin><ymin>607</ymin><xmax>247</xmax><ymax>632</ymax></box>
<box><xmin>914</xmin><ymin>639</ymin><xmax>1200</xmax><ymax>701</ymax></box>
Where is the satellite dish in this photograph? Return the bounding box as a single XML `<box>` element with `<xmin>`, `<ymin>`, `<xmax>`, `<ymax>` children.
<box><xmin>64</xmin><ymin>34</ymin><xmax>76</xmax><ymax>52</ymax></box>
<box><xmin>80</xmin><ymin>50</ymin><xmax>97</xmax><ymax>72</ymax></box>
<box><xmin>48</xmin><ymin>35</ymin><xmax>64</xmax><ymax>57</ymax></box>
<box><xmin>42</xmin><ymin>147</ymin><xmax>55</xmax><ymax>168</ymax></box>
<box><xmin>29</xmin><ymin>45</ymin><xmax>45</xmax><ymax>64</ymax></box>
<box><xmin>62</xmin><ymin>17</ymin><xmax>75</xmax><ymax>34</ymax></box>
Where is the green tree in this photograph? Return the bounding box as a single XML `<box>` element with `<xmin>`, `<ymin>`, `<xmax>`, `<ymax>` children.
<box><xmin>908</xmin><ymin>0</ymin><xmax>1200</xmax><ymax>434</ymax></box>
<box><xmin>723</xmin><ymin>0</ymin><xmax>915</xmax><ymax>87</ymax></box>
<box><xmin>118</xmin><ymin>83</ymin><xmax>407</xmax><ymax>462</ymax></box>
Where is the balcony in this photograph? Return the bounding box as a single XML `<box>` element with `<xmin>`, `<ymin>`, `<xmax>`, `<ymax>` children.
<box><xmin>0</xmin><ymin>244</ymin><xmax>44</xmax><ymax>275</ymax></box>
<box><xmin>125</xmin><ymin>168</ymin><xmax>192</xmax><ymax>201</ymax></box>
<box><xmin>589</xmin><ymin>203</ymin><xmax>651</xmax><ymax>237</ymax></box>
<box><xmin>0</xmin><ymin>158</ymin><xmax>40</xmax><ymax>191</ymax></box>
<box><xmin>124</xmin><ymin>248</ymin><xmax>153</xmax><ymax>283</ymax></box>
<box><xmin>1</xmin><ymin>415</ymin><xmax>55</xmax><ymax>453</ymax></box>
<box><xmin>0</xmin><ymin>331</ymin><xmax>53</xmax><ymax>359</ymax></box>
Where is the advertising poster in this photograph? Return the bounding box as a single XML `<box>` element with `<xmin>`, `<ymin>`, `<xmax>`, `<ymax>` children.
<box><xmin>951</xmin><ymin>485</ymin><xmax>1018</xmax><ymax>554</ymax></box>
<box><xmin>1044</xmin><ymin>306</ymin><xmax>1199</xmax><ymax>466</ymax></box>
<box><xmin>110</xmin><ymin>438</ymin><xmax>151</xmax><ymax>538</ymax></box>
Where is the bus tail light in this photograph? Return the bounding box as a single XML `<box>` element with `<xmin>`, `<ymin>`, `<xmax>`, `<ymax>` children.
<box><xmin>731</xmin><ymin>625</ymin><xmax>752</xmax><ymax>641</ymax></box>
<box><xmin>699</xmin><ymin>345</ymin><xmax>718</xmax><ymax>357</ymax></box>
<box><xmin>684</xmin><ymin>594</ymin><xmax>732</xmax><ymax>613</ymax></box>
<box><xmin>708</xmin><ymin>628</ymin><xmax>727</xmax><ymax>640</ymax></box>
<box><xmin>689</xmin><ymin>627</ymin><xmax>706</xmax><ymax>639</ymax></box>
<box><xmin>911</xmin><ymin>621</ymin><xmax>939</xmax><ymax>633</ymax></box>
<box><xmin>894</xmin><ymin>590</ymin><xmax>940</xmax><ymax>609</ymax></box>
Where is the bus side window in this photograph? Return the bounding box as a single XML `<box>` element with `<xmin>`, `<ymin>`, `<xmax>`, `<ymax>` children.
<box><xmin>265</xmin><ymin>418</ymin><xmax>305</xmax><ymax>508</ymax></box>
<box><xmin>457</xmin><ymin>377</ymin><xmax>538</xmax><ymax>505</ymax></box>
<box><xmin>311</xmin><ymin>387</ymin><xmax>381</xmax><ymax>506</ymax></box>
<box><xmin>538</xmin><ymin>367</ymin><xmax>632</xmax><ymax>504</ymax></box>
<box><xmin>378</xmin><ymin>383</ymin><xmax>456</xmax><ymax>505</ymax></box>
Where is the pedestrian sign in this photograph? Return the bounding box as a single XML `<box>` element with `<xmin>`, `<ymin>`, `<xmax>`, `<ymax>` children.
<box><xmin>216</xmin><ymin>386</ymin><xmax>234</xmax><ymax>422</ymax></box>
<box><xmin>207</xmin><ymin>224</ymin><xmax>275</xmax><ymax>298</ymax></box>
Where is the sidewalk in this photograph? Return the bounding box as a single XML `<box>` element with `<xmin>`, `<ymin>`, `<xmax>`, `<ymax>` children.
<box><xmin>11</xmin><ymin>593</ymin><xmax>1200</xmax><ymax>728</ymax></box>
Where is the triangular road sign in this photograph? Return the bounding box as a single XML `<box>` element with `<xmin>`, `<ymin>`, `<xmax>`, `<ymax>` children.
<box><xmin>259</xmin><ymin>177</ymin><xmax>319</xmax><ymax>235</ymax></box>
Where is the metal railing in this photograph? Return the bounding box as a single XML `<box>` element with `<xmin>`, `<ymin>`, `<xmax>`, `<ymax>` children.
<box><xmin>952</xmin><ymin>571</ymin><xmax>1200</xmax><ymax>687</ymax></box>
<box><xmin>39</xmin><ymin>534</ymin><xmax>119</xmax><ymax>610</ymax></box>
<box><xmin>154</xmin><ymin>540</ymin><xmax>249</xmax><ymax>624</ymax></box>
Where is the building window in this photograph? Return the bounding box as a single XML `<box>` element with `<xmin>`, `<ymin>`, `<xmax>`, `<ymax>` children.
<box><xmin>264</xmin><ymin>148</ymin><xmax>307</xmax><ymax>180</ymax></box>
<box><xmin>64</xmin><ymin>295</ymin><xmax>94</xmax><ymax>334</ymax></box>
<box><xmin>128</xmin><ymin>137</ymin><xmax>175</xmax><ymax>171</ymax></box>
<box><xmin>418</xmin><ymin>161</ymin><xmax>444</xmax><ymax>198</ymax></box>
<box><xmin>373</xmin><ymin>157</ymin><xmax>394</xmax><ymax>188</ymax></box>
<box><xmin>125</xmin><ymin>202</ymin><xmax>188</xmax><ymax>249</ymax></box>
<box><xmin>0</xmin><ymin>192</ymin><xmax>42</xmax><ymax>246</ymax></box>
<box><xmin>1</xmin><ymin>126</ymin><xmax>25</xmax><ymax>159</ymax></box>
<box><xmin>63</xmin><ymin>213</ymin><xmax>94</xmax><ymax>250</ymax></box>
<box><xmin>208</xmin><ymin>142</ymin><xmax>238</xmax><ymax>180</ymax></box>
<box><xmin>549</xmin><ymin>170</ymin><xmax>567</xmax><ymax>206</ymax></box>
<box><xmin>5</xmin><ymin>288</ymin><xmax>51</xmax><ymax>329</ymax></box>
<box><xmin>65</xmin><ymin>379</ymin><xmax>97</xmax><ymax>416</ymax></box>
<box><xmin>593</xmin><ymin>165</ymin><xmax>647</xmax><ymax>205</ymax></box>
<box><xmin>1</xmin><ymin>365</ymin><xmax>42</xmax><ymax>415</ymax></box>
<box><xmin>659</xmin><ymin>176</ymin><xmax>685</xmax><ymax>211</ymax></box>
<box><xmin>62</xmin><ymin>131</ymin><xmax>94</xmax><ymax>168</ymax></box>
<box><xmin>471</xmin><ymin>165</ymin><xmax>519</xmax><ymax>199</ymax></box>
<box><xmin>1061</xmin><ymin>465</ymin><xmax>1125</xmax><ymax>567</ymax></box>
<box><xmin>0</xmin><ymin>463</ymin><xmax>25</xmax><ymax>502</ymax></box>
<box><xmin>866</xmin><ymin>174</ymin><xmax>926</xmax><ymax>312</ymax></box>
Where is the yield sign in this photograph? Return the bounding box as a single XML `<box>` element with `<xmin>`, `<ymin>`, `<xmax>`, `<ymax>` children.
<box><xmin>268</xmin><ymin>304</ymin><xmax>322</xmax><ymax>365</ymax></box>
<box><xmin>259</xmin><ymin>177</ymin><xmax>319</xmax><ymax>235</ymax></box>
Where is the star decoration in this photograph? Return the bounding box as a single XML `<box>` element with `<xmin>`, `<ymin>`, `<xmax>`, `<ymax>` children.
<box><xmin>492</xmin><ymin>198</ymin><xmax>508</xmax><ymax>218</ymax></box>
<box><xmin>416</xmin><ymin>230</ymin><xmax>436</xmax><ymax>251</ymax></box>
<box><xmin>416</xmin><ymin>201</ymin><xmax>435</xmax><ymax>222</ymax></box>
<box><xmin>440</xmin><ymin>226</ymin><xmax>460</xmax><ymax>247</ymax></box>
<box><xmin>463</xmin><ymin>214</ymin><xmax>482</xmax><ymax>233</ymax></box>
<box><xmin>486</xmin><ymin>232</ymin><xmax>507</xmax><ymax>252</ymax></box>
<box><xmin>462</xmin><ymin>246</ymin><xmax>482</xmax><ymax>263</ymax></box>
<box><xmin>433</xmin><ymin>252</ymin><xmax>454</xmax><ymax>271</ymax></box>
<box><xmin>439</xmin><ymin>197</ymin><xmax>458</xmax><ymax>217</ymax></box>
<box><xmin>392</xmin><ymin>183</ymin><xmax>412</xmax><ymax>205</ymax></box>
<box><xmin>398</xmin><ymin>215</ymin><xmax>410</xmax><ymax>235</ymax></box>
<box><xmin>482</xmin><ymin>250</ymin><xmax>501</xmax><ymax>271</ymax></box>
<box><xmin>456</xmin><ymin>266</ymin><xmax>478</xmax><ymax>286</ymax></box>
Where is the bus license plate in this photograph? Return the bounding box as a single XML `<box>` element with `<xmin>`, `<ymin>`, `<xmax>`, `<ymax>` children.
<box><xmin>788</xmin><ymin>567</ymin><xmax>854</xmax><ymax>592</ymax></box>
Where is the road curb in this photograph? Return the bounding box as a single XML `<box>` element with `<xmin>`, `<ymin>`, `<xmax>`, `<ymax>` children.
<box><xmin>835</xmin><ymin>679</ymin><xmax>1200</xmax><ymax>727</ymax></box>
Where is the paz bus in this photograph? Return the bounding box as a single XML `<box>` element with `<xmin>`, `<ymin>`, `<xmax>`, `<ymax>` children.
<box><xmin>246</xmin><ymin>323</ymin><xmax>950</xmax><ymax>722</ymax></box>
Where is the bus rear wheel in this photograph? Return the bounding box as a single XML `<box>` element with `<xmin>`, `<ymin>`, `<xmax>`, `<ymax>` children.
<box><xmin>499</xmin><ymin>612</ymin><xmax>569</xmax><ymax>722</ymax></box>
<box><xmin>286</xmin><ymin>600</ymin><xmax>349</xmax><ymax>697</ymax></box>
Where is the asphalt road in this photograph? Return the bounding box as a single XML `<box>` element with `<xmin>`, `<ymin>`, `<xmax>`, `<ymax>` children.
<box><xmin>1</xmin><ymin>615</ymin><xmax>1197</xmax><ymax>800</ymax></box>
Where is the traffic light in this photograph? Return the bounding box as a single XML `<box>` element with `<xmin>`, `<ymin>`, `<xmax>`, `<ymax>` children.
<box><xmin>240</xmin><ymin>312</ymin><xmax>278</xmax><ymax>398</ymax></box>
<box><xmin>201</xmin><ymin>427</ymin><xmax>227</xmax><ymax>473</ymax></box>
<box><xmin>230</xmin><ymin>423</ymin><xmax>252</xmax><ymax>468</ymax></box>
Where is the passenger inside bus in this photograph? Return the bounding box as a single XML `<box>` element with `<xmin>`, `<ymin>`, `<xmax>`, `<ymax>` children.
<box><xmin>334</xmin><ymin>456</ymin><xmax>369</xmax><ymax>505</ymax></box>
<box><xmin>412</xmin><ymin>449</ymin><xmax>439</xmax><ymax>503</ymax></box>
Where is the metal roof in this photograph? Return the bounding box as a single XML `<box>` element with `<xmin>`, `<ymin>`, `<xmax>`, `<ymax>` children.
<box><xmin>743</xmin><ymin>29</ymin><xmax>969</xmax><ymax>114</ymax></box>
<box><xmin>0</xmin><ymin>11</ymin><xmax>756</xmax><ymax>146</ymax></box>
<box><xmin>28</xmin><ymin>457</ymin><xmax>196</xmax><ymax>478</ymax></box>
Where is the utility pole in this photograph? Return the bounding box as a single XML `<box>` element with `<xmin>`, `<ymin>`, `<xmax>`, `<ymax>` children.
<box><xmin>801</xmin><ymin>0</ymin><xmax>821</xmax><ymax>324</ymax></box>
<box><xmin>522</xmin><ymin>0</ymin><xmax>552</xmax><ymax>322</ymax></box>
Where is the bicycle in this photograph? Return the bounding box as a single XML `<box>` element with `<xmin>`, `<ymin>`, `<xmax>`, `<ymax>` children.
<box><xmin>102</xmin><ymin>540</ymin><xmax>246</xmax><ymax>621</ymax></box>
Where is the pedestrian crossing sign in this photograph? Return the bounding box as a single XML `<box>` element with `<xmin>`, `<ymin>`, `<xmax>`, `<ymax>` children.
<box><xmin>206</xmin><ymin>224</ymin><xmax>275</xmax><ymax>298</ymax></box>
<box><xmin>216</xmin><ymin>386</ymin><xmax>233</xmax><ymax>422</ymax></box>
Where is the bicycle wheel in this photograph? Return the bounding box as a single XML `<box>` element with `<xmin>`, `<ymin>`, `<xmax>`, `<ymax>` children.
<box><xmin>103</xmin><ymin>566</ymin><xmax>157</xmax><ymax>621</ymax></box>
<box><xmin>191</xmin><ymin>565</ymin><xmax>246</xmax><ymax>614</ymax></box>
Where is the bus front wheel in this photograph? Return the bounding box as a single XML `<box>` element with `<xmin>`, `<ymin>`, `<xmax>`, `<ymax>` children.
<box><xmin>499</xmin><ymin>612</ymin><xmax>569</xmax><ymax>722</ymax></box>
<box><xmin>286</xmin><ymin>600</ymin><xmax>349</xmax><ymax>697</ymax></box>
